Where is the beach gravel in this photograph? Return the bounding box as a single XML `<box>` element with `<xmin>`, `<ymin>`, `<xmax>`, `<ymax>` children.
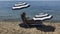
<box><xmin>0</xmin><ymin>21</ymin><xmax>59</xmax><ymax>34</ymax></box>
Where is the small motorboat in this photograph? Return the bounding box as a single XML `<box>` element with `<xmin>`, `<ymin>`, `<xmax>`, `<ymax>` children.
<box><xmin>33</xmin><ymin>13</ymin><xmax>53</xmax><ymax>21</ymax></box>
<box><xmin>35</xmin><ymin>13</ymin><xmax>49</xmax><ymax>18</ymax></box>
<box><xmin>12</xmin><ymin>4</ymin><xmax>30</xmax><ymax>10</ymax></box>
<box><xmin>14</xmin><ymin>2</ymin><xmax>27</xmax><ymax>7</ymax></box>
<box><xmin>12</xmin><ymin>2</ymin><xmax>30</xmax><ymax>10</ymax></box>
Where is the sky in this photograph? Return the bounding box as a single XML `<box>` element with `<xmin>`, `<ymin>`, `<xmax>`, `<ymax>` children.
<box><xmin>0</xmin><ymin>0</ymin><xmax>60</xmax><ymax>1</ymax></box>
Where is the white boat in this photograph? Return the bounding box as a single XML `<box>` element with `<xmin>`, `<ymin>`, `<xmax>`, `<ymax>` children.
<box><xmin>35</xmin><ymin>13</ymin><xmax>49</xmax><ymax>18</ymax></box>
<box><xmin>32</xmin><ymin>13</ymin><xmax>53</xmax><ymax>21</ymax></box>
<box><xmin>33</xmin><ymin>15</ymin><xmax>52</xmax><ymax>21</ymax></box>
<box><xmin>14</xmin><ymin>2</ymin><xmax>26</xmax><ymax>7</ymax></box>
<box><xmin>12</xmin><ymin>4</ymin><xmax>30</xmax><ymax>10</ymax></box>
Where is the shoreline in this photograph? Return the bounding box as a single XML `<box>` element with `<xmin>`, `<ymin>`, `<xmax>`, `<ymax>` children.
<box><xmin>0</xmin><ymin>19</ymin><xmax>59</xmax><ymax>23</ymax></box>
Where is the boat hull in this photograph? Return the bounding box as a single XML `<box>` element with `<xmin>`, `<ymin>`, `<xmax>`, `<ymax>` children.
<box><xmin>12</xmin><ymin>4</ymin><xmax>30</xmax><ymax>10</ymax></box>
<box><xmin>33</xmin><ymin>15</ymin><xmax>53</xmax><ymax>21</ymax></box>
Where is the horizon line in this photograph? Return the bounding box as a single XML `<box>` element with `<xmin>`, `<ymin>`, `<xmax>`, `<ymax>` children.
<box><xmin>0</xmin><ymin>0</ymin><xmax>60</xmax><ymax>1</ymax></box>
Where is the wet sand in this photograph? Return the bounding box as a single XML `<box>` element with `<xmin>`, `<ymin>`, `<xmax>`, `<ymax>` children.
<box><xmin>0</xmin><ymin>21</ymin><xmax>60</xmax><ymax>34</ymax></box>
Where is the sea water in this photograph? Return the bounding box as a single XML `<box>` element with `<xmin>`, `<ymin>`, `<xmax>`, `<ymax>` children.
<box><xmin>0</xmin><ymin>1</ymin><xmax>60</xmax><ymax>22</ymax></box>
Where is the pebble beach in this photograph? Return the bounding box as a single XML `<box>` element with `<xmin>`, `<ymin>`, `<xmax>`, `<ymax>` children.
<box><xmin>0</xmin><ymin>21</ymin><xmax>60</xmax><ymax>34</ymax></box>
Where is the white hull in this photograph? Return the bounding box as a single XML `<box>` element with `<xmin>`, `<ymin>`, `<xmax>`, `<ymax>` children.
<box><xmin>33</xmin><ymin>13</ymin><xmax>53</xmax><ymax>21</ymax></box>
<box><xmin>12</xmin><ymin>4</ymin><xmax>30</xmax><ymax>9</ymax></box>
<box><xmin>33</xmin><ymin>15</ymin><xmax>52</xmax><ymax>20</ymax></box>
<box><xmin>35</xmin><ymin>13</ymin><xmax>49</xmax><ymax>18</ymax></box>
<box><xmin>15</xmin><ymin>3</ymin><xmax>26</xmax><ymax>6</ymax></box>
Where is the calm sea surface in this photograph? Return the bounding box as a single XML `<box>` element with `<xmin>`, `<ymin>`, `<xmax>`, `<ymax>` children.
<box><xmin>0</xmin><ymin>1</ymin><xmax>60</xmax><ymax>22</ymax></box>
